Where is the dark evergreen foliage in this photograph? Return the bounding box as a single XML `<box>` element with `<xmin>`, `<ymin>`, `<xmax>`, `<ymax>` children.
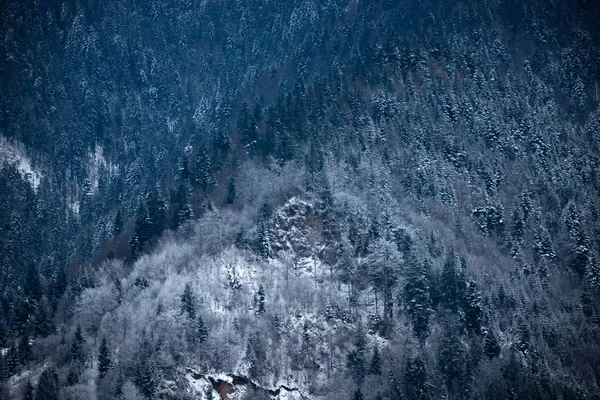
<box><xmin>98</xmin><ymin>337</ymin><xmax>111</xmax><ymax>379</ymax></box>
<box><xmin>35</xmin><ymin>368</ymin><xmax>59</xmax><ymax>400</ymax></box>
<box><xmin>181</xmin><ymin>283</ymin><xmax>197</xmax><ymax>320</ymax></box>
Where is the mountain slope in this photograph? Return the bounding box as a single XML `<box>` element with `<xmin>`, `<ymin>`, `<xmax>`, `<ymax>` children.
<box><xmin>1</xmin><ymin>0</ymin><xmax>600</xmax><ymax>399</ymax></box>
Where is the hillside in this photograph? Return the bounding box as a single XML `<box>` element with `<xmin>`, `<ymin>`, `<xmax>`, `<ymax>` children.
<box><xmin>1</xmin><ymin>0</ymin><xmax>600</xmax><ymax>399</ymax></box>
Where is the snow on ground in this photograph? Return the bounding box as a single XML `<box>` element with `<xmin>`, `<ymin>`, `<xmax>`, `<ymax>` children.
<box><xmin>86</xmin><ymin>144</ymin><xmax>118</xmax><ymax>194</ymax></box>
<box><xmin>0</xmin><ymin>135</ymin><xmax>43</xmax><ymax>190</ymax></box>
<box><xmin>8</xmin><ymin>361</ymin><xmax>49</xmax><ymax>398</ymax></box>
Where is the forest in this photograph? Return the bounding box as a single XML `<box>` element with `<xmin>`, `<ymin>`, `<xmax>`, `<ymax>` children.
<box><xmin>1</xmin><ymin>0</ymin><xmax>600</xmax><ymax>398</ymax></box>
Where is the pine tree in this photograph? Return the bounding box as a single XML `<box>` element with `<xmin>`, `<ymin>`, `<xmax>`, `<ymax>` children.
<box><xmin>181</xmin><ymin>283</ymin><xmax>196</xmax><ymax>320</ymax></box>
<box><xmin>352</xmin><ymin>389</ymin><xmax>364</xmax><ymax>400</ymax></box>
<box><xmin>35</xmin><ymin>368</ymin><xmax>59</xmax><ymax>400</ymax></box>
<box><xmin>98</xmin><ymin>337</ymin><xmax>111</xmax><ymax>378</ymax></box>
<box><xmin>370</xmin><ymin>346</ymin><xmax>382</xmax><ymax>376</ymax></box>
<box><xmin>23</xmin><ymin>380</ymin><xmax>34</xmax><ymax>400</ymax></box>
<box><xmin>197</xmin><ymin>315</ymin><xmax>209</xmax><ymax>344</ymax></box>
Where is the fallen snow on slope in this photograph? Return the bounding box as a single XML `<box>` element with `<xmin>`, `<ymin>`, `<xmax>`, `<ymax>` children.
<box><xmin>0</xmin><ymin>135</ymin><xmax>43</xmax><ymax>190</ymax></box>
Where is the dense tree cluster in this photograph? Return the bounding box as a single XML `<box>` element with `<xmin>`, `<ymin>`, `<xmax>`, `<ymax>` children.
<box><xmin>0</xmin><ymin>0</ymin><xmax>599</xmax><ymax>398</ymax></box>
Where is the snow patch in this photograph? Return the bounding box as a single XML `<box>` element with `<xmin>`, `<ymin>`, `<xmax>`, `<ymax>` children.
<box><xmin>0</xmin><ymin>135</ymin><xmax>43</xmax><ymax>190</ymax></box>
<box><xmin>85</xmin><ymin>144</ymin><xmax>118</xmax><ymax>194</ymax></box>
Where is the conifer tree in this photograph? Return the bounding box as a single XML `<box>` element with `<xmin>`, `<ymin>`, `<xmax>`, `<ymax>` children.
<box><xmin>464</xmin><ymin>281</ymin><xmax>484</xmax><ymax>335</ymax></box>
<box><xmin>5</xmin><ymin>344</ymin><xmax>18</xmax><ymax>377</ymax></box>
<box><xmin>255</xmin><ymin>285</ymin><xmax>266</xmax><ymax>314</ymax></box>
<box><xmin>35</xmin><ymin>368</ymin><xmax>59</xmax><ymax>400</ymax></box>
<box><xmin>34</xmin><ymin>303</ymin><xmax>54</xmax><ymax>338</ymax></box>
<box><xmin>24</xmin><ymin>264</ymin><xmax>42</xmax><ymax>303</ymax></box>
<box><xmin>226</xmin><ymin>177</ymin><xmax>236</xmax><ymax>204</ymax></box>
<box><xmin>181</xmin><ymin>283</ymin><xmax>196</xmax><ymax>320</ymax></box>
<box><xmin>66</xmin><ymin>364</ymin><xmax>80</xmax><ymax>386</ymax></box>
<box><xmin>484</xmin><ymin>330</ymin><xmax>501</xmax><ymax>360</ymax></box>
<box><xmin>405</xmin><ymin>259</ymin><xmax>433</xmax><ymax>343</ymax></box>
<box><xmin>70</xmin><ymin>325</ymin><xmax>84</xmax><ymax>363</ymax></box>
<box><xmin>113</xmin><ymin>209</ymin><xmax>123</xmax><ymax>237</ymax></box>
<box><xmin>352</xmin><ymin>389</ymin><xmax>364</xmax><ymax>400</ymax></box>
<box><xmin>18</xmin><ymin>334</ymin><xmax>30</xmax><ymax>366</ymax></box>
<box><xmin>0</xmin><ymin>320</ymin><xmax>6</xmax><ymax>348</ymax></box>
<box><xmin>197</xmin><ymin>315</ymin><xmax>209</xmax><ymax>344</ymax></box>
<box><xmin>370</xmin><ymin>346</ymin><xmax>382</xmax><ymax>376</ymax></box>
<box><xmin>23</xmin><ymin>380</ymin><xmax>34</xmax><ymax>400</ymax></box>
<box><xmin>440</xmin><ymin>250</ymin><xmax>466</xmax><ymax>313</ymax></box>
<box><xmin>347</xmin><ymin>323</ymin><xmax>367</xmax><ymax>385</ymax></box>
<box><xmin>98</xmin><ymin>337</ymin><xmax>111</xmax><ymax>378</ymax></box>
<box><xmin>404</xmin><ymin>356</ymin><xmax>429</xmax><ymax>400</ymax></box>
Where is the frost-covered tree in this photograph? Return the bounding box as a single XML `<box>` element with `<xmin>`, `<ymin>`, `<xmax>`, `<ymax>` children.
<box><xmin>366</xmin><ymin>239</ymin><xmax>401</xmax><ymax>336</ymax></box>
<box><xmin>404</xmin><ymin>258</ymin><xmax>433</xmax><ymax>343</ymax></box>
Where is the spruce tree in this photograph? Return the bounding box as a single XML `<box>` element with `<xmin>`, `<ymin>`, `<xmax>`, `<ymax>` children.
<box><xmin>98</xmin><ymin>337</ymin><xmax>111</xmax><ymax>378</ymax></box>
<box><xmin>197</xmin><ymin>315</ymin><xmax>209</xmax><ymax>344</ymax></box>
<box><xmin>255</xmin><ymin>285</ymin><xmax>266</xmax><ymax>314</ymax></box>
<box><xmin>70</xmin><ymin>325</ymin><xmax>84</xmax><ymax>363</ymax></box>
<box><xmin>66</xmin><ymin>364</ymin><xmax>79</xmax><ymax>386</ymax></box>
<box><xmin>34</xmin><ymin>303</ymin><xmax>54</xmax><ymax>337</ymax></box>
<box><xmin>181</xmin><ymin>283</ymin><xmax>196</xmax><ymax>320</ymax></box>
<box><xmin>405</xmin><ymin>356</ymin><xmax>429</xmax><ymax>400</ymax></box>
<box><xmin>464</xmin><ymin>281</ymin><xmax>484</xmax><ymax>335</ymax></box>
<box><xmin>405</xmin><ymin>259</ymin><xmax>433</xmax><ymax>343</ymax></box>
<box><xmin>440</xmin><ymin>250</ymin><xmax>466</xmax><ymax>313</ymax></box>
<box><xmin>370</xmin><ymin>346</ymin><xmax>382</xmax><ymax>376</ymax></box>
<box><xmin>35</xmin><ymin>368</ymin><xmax>59</xmax><ymax>400</ymax></box>
<box><xmin>18</xmin><ymin>334</ymin><xmax>30</xmax><ymax>366</ymax></box>
<box><xmin>347</xmin><ymin>323</ymin><xmax>367</xmax><ymax>385</ymax></box>
<box><xmin>484</xmin><ymin>330</ymin><xmax>501</xmax><ymax>360</ymax></box>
